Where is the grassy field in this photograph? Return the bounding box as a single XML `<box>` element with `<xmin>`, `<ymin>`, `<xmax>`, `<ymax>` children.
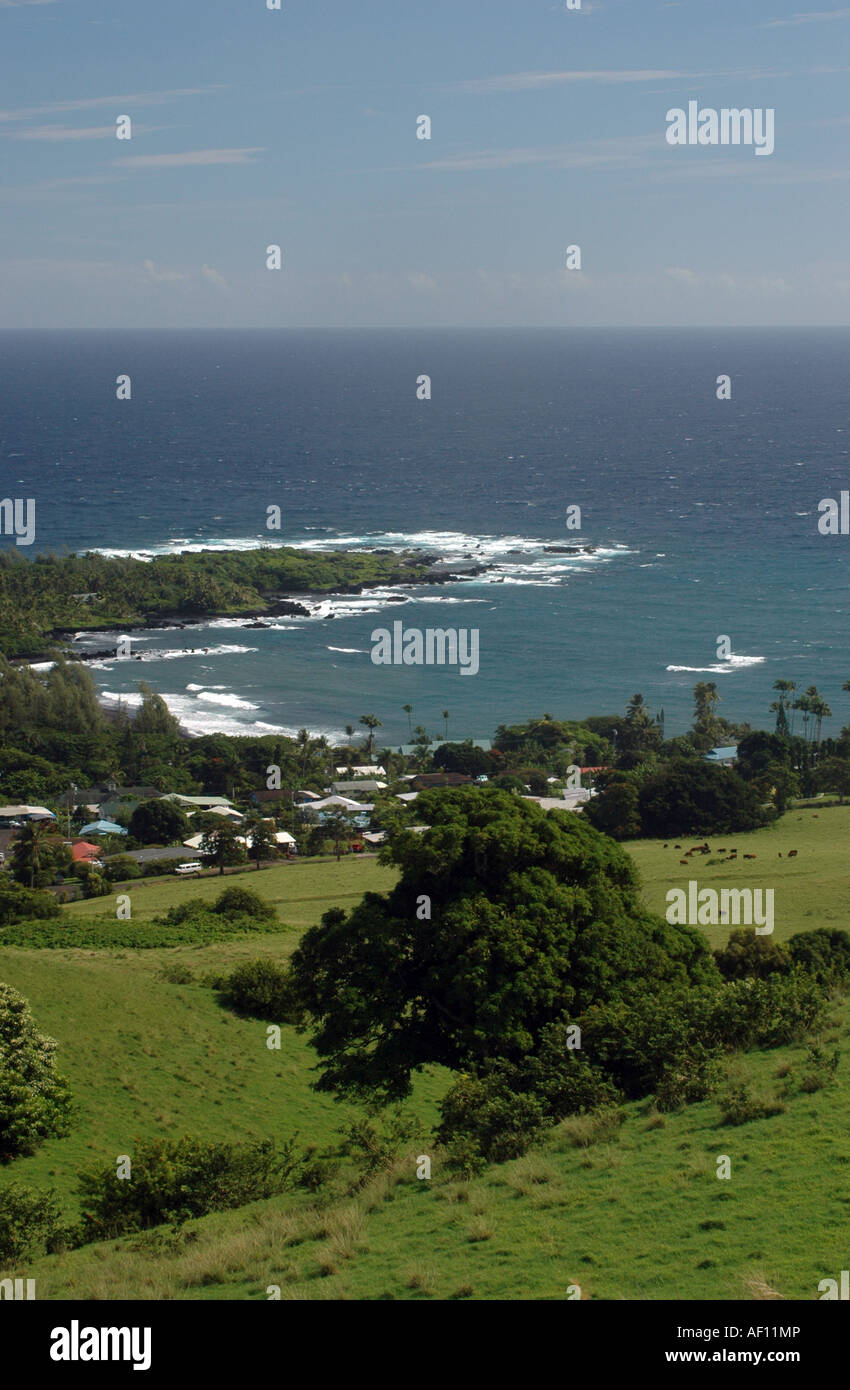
<box><xmin>628</xmin><ymin>801</ymin><xmax>850</xmax><ymax>948</ymax></box>
<box><xmin>64</xmin><ymin>856</ymin><xmax>398</xmax><ymax>930</ymax></box>
<box><xmin>2</xmin><ymin>806</ymin><xmax>849</xmax><ymax>1299</ymax></box>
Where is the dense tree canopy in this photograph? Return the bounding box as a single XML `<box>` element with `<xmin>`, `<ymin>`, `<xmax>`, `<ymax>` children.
<box><xmin>637</xmin><ymin>760</ymin><xmax>769</xmax><ymax>837</ymax></box>
<box><xmin>129</xmin><ymin>798</ymin><xmax>191</xmax><ymax>845</ymax></box>
<box><xmin>289</xmin><ymin>788</ymin><xmax>717</xmax><ymax>1103</ymax></box>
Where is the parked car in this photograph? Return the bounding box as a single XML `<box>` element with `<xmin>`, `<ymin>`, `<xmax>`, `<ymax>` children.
<box><xmin>174</xmin><ymin>861</ymin><xmax>203</xmax><ymax>876</ymax></box>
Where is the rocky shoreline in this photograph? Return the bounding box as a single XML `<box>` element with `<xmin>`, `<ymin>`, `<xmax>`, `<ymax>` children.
<box><xmin>61</xmin><ymin>557</ymin><xmax>492</xmax><ymax>661</ymax></box>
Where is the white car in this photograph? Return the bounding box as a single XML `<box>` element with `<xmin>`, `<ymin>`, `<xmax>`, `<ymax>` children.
<box><xmin>174</xmin><ymin>861</ymin><xmax>203</xmax><ymax>876</ymax></box>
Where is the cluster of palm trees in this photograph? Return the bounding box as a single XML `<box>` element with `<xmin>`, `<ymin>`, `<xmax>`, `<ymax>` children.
<box><xmin>352</xmin><ymin>707</ymin><xmax>450</xmax><ymax>754</ymax></box>
<box><xmin>401</xmin><ymin>705</ymin><xmax>450</xmax><ymax>742</ymax></box>
<box><xmin>771</xmin><ymin>680</ymin><xmax>833</xmax><ymax>749</ymax></box>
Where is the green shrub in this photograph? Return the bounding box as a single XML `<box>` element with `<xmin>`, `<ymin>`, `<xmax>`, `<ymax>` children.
<box><xmin>710</xmin><ymin>970</ymin><xmax>828</xmax><ymax>1051</ymax></box>
<box><xmin>102</xmin><ymin>856</ymin><xmax>142</xmax><ymax>883</ymax></box>
<box><xmin>719</xmin><ymin>1083</ymin><xmax>785</xmax><ymax>1126</ymax></box>
<box><xmin>0</xmin><ymin>1183</ymin><xmax>63</xmax><ymax>1264</ymax></box>
<box><xmin>219</xmin><ymin>958</ymin><xmax>296</xmax><ymax>1021</ymax></box>
<box><xmin>579</xmin><ymin>990</ymin><xmax>723</xmax><ymax>1101</ymax></box>
<box><xmin>336</xmin><ymin>1108</ymin><xmax>418</xmax><ymax>1188</ymax></box>
<box><xmin>438</xmin><ymin>1074</ymin><xmax>547</xmax><ymax>1164</ymax></box>
<box><xmin>141</xmin><ymin>859</ymin><xmax>180</xmax><ymax>877</ymax></box>
<box><xmin>0</xmin><ymin>883</ymin><xmax>61</xmax><ymax>926</ymax></box>
<box><xmin>212</xmin><ymin>886</ymin><xmax>276</xmax><ymax>921</ymax></box>
<box><xmin>788</xmin><ymin>928</ymin><xmax>850</xmax><ymax>988</ymax></box>
<box><xmin>77</xmin><ymin>1135</ymin><xmax>300</xmax><ymax>1240</ymax></box>
<box><xmin>0</xmin><ymin>983</ymin><xmax>73</xmax><ymax>1162</ymax></box>
<box><xmin>81</xmin><ymin>871</ymin><xmax>110</xmax><ymax>899</ymax></box>
<box><xmin>798</xmin><ymin>1042</ymin><xmax>840</xmax><ymax>1093</ymax></box>
<box><xmin>161</xmin><ymin>897</ymin><xmax>208</xmax><ymax>925</ymax></box>
<box><xmin>714</xmin><ymin>929</ymin><xmax>792</xmax><ymax>982</ymax></box>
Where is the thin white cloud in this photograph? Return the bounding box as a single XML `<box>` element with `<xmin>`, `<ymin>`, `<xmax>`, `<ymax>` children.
<box><xmin>112</xmin><ymin>148</ymin><xmax>263</xmax><ymax>169</ymax></box>
<box><xmin>201</xmin><ymin>264</ymin><xmax>227</xmax><ymax>287</ymax></box>
<box><xmin>143</xmin><ymin>259</ymin><xmax>187</xmax><ymax>283</ymax></box>
<box><xmin>4</xmin><ymin>123</ymin><xmax>163</xmax><ymax>141</ymax></box>
<box><xmin>453</xmin><ymin>65</ymin><xmax>823</xmax><ymax>95</ymax></box>
<box><xmin>455</xmin><ymin>69</ymin><xmax>693</xmax><ymax>93</ymax></box>
<box><xmin>0</xmin><ymin>87</ymin><xmax>224</xmax><ymax>122</ymax></box>
<box><xmin>761</xmin><ymin>9</ymin><xmax>850</xmax><ymax>26</ymax></box>
<box><xmin>406</xmin><ymin>134</ymin><xmax>660</xmax><ymax>174</ymax></box>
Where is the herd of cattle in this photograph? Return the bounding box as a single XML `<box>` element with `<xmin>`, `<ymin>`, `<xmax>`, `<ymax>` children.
<box><xmin>664</xmin><ymin>842</ymin><xmax>801</xmax><ymax>866</ymax></box>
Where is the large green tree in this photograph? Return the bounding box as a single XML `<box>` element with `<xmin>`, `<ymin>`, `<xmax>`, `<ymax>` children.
<box><xmin>0</xmin><ymin>983</ymin><xmax>73</xmax><ymax>1162</ymax></box>
<box><xmin>128</xmin><ymin>798</ymin><xmax>191</xmax><ymax>845</ymax></box>
<box><xmin>288</xmin><ymin>788</ymin><xmax>717</xmax><ymax>1103</ymax></box>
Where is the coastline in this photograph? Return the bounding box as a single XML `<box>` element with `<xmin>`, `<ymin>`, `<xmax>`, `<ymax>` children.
<box><xmin>61</xmin><ymin>557</ymin><xmax>493</xmax><ymax>663</ymax></box>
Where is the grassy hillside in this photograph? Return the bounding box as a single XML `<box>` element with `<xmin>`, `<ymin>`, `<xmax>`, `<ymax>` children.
<box><xmin>0</xmin><ymin>859</ymin><xmax>428</xmax><ymax>1214</ymax></box>
<box><xmin>6</xmin><ymin>1007</ymin><xmax>849</xmax><ymax>1301</ymax></box>
<box><xmin>1</xmin><ymin>808</ymin><xmax>848</xmax><ymax>1299</ymax></box>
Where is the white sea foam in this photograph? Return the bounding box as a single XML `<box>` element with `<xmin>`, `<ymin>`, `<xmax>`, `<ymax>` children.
<box><xmin>194</xmin><ymin>691</ymin><xmax>259</xmax><ymax>710</ymax></box>
<box><xmin>86</xmin><ymin>643</ymin><xmax>258</xmax><ymax>669</ymax></box>
<box><xmin>666</xmin><ymin>655</ymin><xmax>765</xmax><ymax>674</ymax></box>
<box><xmin>88</xmin><ymin>530</ymin><xmax>634</xmax><ymax>591</ymax></box>
<box><xmin>100</xmin><ymin>688</ymin><xmax>347</xmax><ymax>741</ymax></box>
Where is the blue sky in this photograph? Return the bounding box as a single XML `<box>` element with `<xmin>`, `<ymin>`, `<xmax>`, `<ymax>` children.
<box><xmin>1</xmin><ymin>0</ymin><xmax>848</xmax><ymax>327</ymax></box>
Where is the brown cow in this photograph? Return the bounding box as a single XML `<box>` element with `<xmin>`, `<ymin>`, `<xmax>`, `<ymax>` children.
<box><xmin>743</xmin><ymin>853</ymin><xmax>756</xmax><ymax>859</ymax></box>
<box><xmin>788</xmin><ymin>849</ymin><xmax>798</xmax><ymax>858</ymax></box>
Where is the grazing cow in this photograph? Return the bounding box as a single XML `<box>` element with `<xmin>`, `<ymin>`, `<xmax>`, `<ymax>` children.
<box><xmin>788</xmin><ymin>849</ymin><xmax>798</xmax><ymax>858</ymax></box>
<box><xmin>674</xmin><ymin>844</ymin><xmax>682</xmax><ymax>849</ymax></box>
<box><xmin>743</xmin><ymin>853</ymin><xmax>756</xmax><ymax>859</ymax></box>
<box><xmin>679</xmin><ymin>859</ymin><xmax>689</xmax><ymax>865</ymax></box>
<box><xmin>663</xmin><ymin>843</ymin><xmax>668</xmax><ymax>849</ymax></box>
<box><xmin>813</xmin><ymin>814</ymin><xmax>819</xmax><ymax>818</ymax></box>
<box><xmin>778</xmin><ymin>852</ymin><xmax>782</xmax><ymax>858</ymax></box>
<box><xmin>716</xmin><ymin>848</ymin><xmax>726</xmax><ymax>853</ymax></box>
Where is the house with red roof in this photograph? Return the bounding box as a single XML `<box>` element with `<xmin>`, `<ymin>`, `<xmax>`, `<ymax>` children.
<box><xmin>70</xmin><ymin>840</ymin><xmax>101</xmax><ymax>864</ymax></box>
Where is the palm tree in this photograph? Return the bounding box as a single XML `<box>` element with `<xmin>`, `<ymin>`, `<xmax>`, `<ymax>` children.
<box><xmin>402</xmin><ymin>704</ymin><xmax>413</xmax><ymax>738</ymax></box>
<box><xmin>411</xmin><ymin>725</ymin><xmax>432</xmax><ymax>766</ymax></box>
<box><xmin>13</xmin><ymin>819</ymin><xmax>51</xmax><ymax>888</ymax></box>
<box><xmin>774</xmin><ymin>679</ymin><xmax>797</xmax><ymax>736</ymax></box>
<box><xmin>793</xmin><ymin>694</ymin><xmax>812</xmax><ymax>744</ymax></box>
<box><xmin>296</xmin><ymin>727</ymin><xmax>311</xmax><ymax>781</ymax></box>
<box><xmin>441</xmin><ymin>709</ymin><xmax>450</xmax><ymax>741</ymax></box>
<box><xmin>359</xmin><ymin>713</ymin><xmax>383</xmax><ymax>761</ymax></box>
<box><xmin>810</xmin><ymin>693</ymin><xmax>832</xmax><ymax>751</ymax></box>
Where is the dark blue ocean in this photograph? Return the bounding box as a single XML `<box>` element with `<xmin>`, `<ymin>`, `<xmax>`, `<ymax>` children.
<box><xmin>2</xmin><ymin>329</ymin><xmax>849</xmax><ymax>746</ymax></box>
